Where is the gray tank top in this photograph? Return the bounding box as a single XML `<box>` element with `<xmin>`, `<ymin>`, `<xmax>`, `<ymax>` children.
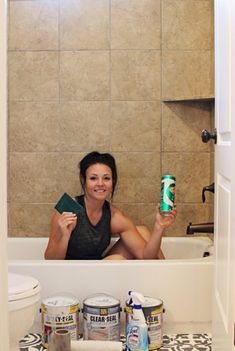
<box><xmin>65</xmin><ymin>195</ymin><xmax>111</xmax><ymax>260</ymax></box>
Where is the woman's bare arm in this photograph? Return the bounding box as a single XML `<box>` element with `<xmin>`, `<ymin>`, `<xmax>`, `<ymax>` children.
<box><xmin>44</xmin><ymin>212</ymin><xmax>77</xmax><ymax>259</ymax></box>
<box><xmin>142</xmin><ymin>205</ymin><xmax>176</xmax><ymax>258</ymax></box>
<box><xmin>110</xmin><ymin>204</ymin><xmax>176</xmax><ymax>259</ymax></box>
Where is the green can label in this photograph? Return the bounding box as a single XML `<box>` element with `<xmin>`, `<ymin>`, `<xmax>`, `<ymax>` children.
<box><xmin>160</xmin><ymin>175</ymin><xmax>176</xmax><ymax>215</ymax></box>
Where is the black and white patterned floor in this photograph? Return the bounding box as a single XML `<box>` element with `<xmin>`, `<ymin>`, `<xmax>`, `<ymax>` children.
<box><xmin>19</xmin><ymin>333</ymin><xmax>212</xmax><ymax>350</ymax></box>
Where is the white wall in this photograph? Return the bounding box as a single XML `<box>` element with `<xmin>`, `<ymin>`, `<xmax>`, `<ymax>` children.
<box><xmin>0</xmin><ymin>0</ymin><xmax>9</xmax><ymax>349</ymax></box>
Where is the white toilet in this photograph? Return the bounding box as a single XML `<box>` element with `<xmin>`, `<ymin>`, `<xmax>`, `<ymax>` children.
<box><xmin>8</xmin><ymin>272</ymin><xmax>41</xmax><ymax>351</ymax></box>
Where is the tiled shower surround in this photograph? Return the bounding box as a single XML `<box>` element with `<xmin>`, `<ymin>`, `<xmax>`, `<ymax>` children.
<box><xmin>8</xmin><ymin>0</ymin><xmax>214</xmax><ymax>237</ymax></box>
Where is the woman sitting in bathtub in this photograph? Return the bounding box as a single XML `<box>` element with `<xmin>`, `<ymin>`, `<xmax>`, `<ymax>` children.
<box><xmin>44</xmin><ymin>151</ymin><xmax>177</xmax><ymax>260</ymax></box>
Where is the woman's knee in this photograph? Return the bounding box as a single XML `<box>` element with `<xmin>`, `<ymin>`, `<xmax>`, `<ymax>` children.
<box><xmin>103</xmin><ymin>254</ymin><xmax>126</xmax><ymax>260</ymax></box>
<box><xmin>104</xmin><ymin>238</ymin><xmax>134</xmax><ymax>259</ymax></box>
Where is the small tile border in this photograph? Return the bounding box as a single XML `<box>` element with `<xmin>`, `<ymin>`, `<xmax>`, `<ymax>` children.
<box><xmin>19</xmin><ymin>333</ymin><xmax>212</xmax><ymax>351</ymax></box>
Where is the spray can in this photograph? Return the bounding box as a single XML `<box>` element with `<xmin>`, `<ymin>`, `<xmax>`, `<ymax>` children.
<box><xmin>160</xmin><ymin>175</ymin><xmax>176</xmax><ymax>216</ymax></box>
<box><xmin>125</xmin><ymin>296</ymin><xmax>163</xmax><ymax>350</ymax></box>
<box><xmin>126</xmin><ymin>291</ymin><xmax>148</xmax><ymax>351</ymax></box>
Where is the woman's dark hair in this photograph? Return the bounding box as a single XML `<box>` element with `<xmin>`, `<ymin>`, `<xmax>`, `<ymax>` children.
<box><xmin>79</xmin><ymin>151</ymin><xmax>118</xmax><ymax>198</ymax></box>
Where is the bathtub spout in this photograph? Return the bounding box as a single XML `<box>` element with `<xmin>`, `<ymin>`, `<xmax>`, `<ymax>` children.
<box><xmin>186</xmin><ymin>222</ymin><xmax>214</xmax><ymax>234</ymax></box>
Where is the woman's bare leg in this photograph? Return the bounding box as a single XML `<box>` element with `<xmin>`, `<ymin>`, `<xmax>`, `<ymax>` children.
<box><xmin>103</xmin><ymin>253</ymin><xmax>126</xmax><ymax>260</ymax></box>
<box><xmin>137</xmin><ymin>226</ymin><xmax>165</xmax><ymax>259</ymax></box>
<box><xmin>103</xmin><ymin>225</ymin><xmax>165</xmax><ymax>260</ymax></box>
<box><xmin>103</xmin><ymin>239</ymin><xmax>134</xmax><ymax>259</ymax></box>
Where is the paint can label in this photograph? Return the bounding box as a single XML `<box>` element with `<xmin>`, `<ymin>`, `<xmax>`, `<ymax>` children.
<box><xmin>41</xmin><ymin>294</ymin><xmax>80</xmax><ymax>348</ymax></box>
<box><xmin>160</xmin><ymin>175</ymin><xmax>176</xmax><ymax>216</ymax></box>
<box><xmin>125</xmin><ymin>296</ymin><xmax>163</xmax><ymax>350</ymax></box>
<box><xmin>83</xmin><ymin>293</ymin><xmax>121</xmax><ymax>341</ymax></box>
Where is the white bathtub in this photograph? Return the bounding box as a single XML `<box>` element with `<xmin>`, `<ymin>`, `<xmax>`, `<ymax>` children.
<box><xmin>8</xmin><ymin>236</ymin><xmax>214</xmax><ymax>334</ymax></box>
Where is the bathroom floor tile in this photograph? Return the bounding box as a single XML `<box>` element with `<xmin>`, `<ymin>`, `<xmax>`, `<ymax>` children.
<box><xmin>161</xmin><ymin>333</ymin><xmax>212</xmax><ymax>350</ymax></box>
<box><xmin>19</xmin><ymin>333</ymin><xmax>212</xmax><ymax>350</ymax></box>
<box><xmin>19</xmin><ymin>333</ymin><xmax>44</xmax><ymax>351</ymax></box>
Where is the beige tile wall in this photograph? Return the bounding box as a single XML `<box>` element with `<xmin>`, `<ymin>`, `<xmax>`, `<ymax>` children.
<box><xmin>8</xmin><ymin>0</ymin><xmax>214</xmax><ymax>238</ymax></box>
<box><xmin>162</xmin><ymin>0</ymin><xmax>214</xmax><ymax>100</ymax></box>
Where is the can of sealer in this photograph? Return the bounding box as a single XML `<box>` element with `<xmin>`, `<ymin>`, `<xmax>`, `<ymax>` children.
<box><xmin>41</xmin><ymin>293</ymin><xmax>80</xmax><ymax>348</ymax></box>
<box><xmin>125</xmin><ymin>296</ymin><xmax>163</xmax><ymax>350</ymax></box>
<box><xmin>160</xmin><ymin>175</ymin><xmax>176</xmax><ymax>216</ymax></box>
<box><xmin>83</xmin><ymin>293</ymin><xmax>121</xmax><ymax>341</ymax></box>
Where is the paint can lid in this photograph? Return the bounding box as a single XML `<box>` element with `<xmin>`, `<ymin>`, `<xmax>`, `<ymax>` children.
<box><xmin>42</xmin><ymin>293</ymin><xmax>79</xmax><ymax>307</ymax></box>
<box><xmin>126</xmin><ymin>296</ymin><xmax>163</xmax><ymax>308</ymax></box>
<box><xmin>83</xmin><ymin>293</ymin><xmax>120</xmax><ymax>308</ymax></box>
<box><xmin>143</xmin><ymin>296</ymin><xmax>163</xmax><ymax>308</ymax></box>
<box><xmin>8</xmin><ymin>272</ymin><xmax>40</xmax><ymax>301</ymax></box>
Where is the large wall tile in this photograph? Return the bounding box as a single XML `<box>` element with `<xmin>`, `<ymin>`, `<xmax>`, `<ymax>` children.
<box><xmin>162</xmin><ymin>0</ymin><xmax>213</xmax><ymax>50</ymax></box>
<box><xmin>114</xmin><ymin>202</ymin><xmax>156</xmax><ymax>229</ymax></box>
<box><xmin>111</xmin><ymin>50</ymin><xmax>161</xmax><ymax>100</ymax></box>
<box><xmin>113</xmin><ymin>152</ymin><xmax>161</xmax><ymax>203</ymax></box>
<box><xmin>114</xmin><ymin>202</ymin><xmax>213</xmax><ymax>237</ymax></box>
<box><xmin>162</xmin><ymin>50</ymin><xmax>213</xmax><ymax>99</ymax></box>
<box><xmin>8</xmin><ymin>203</ymin><xmax>54</xmax><ymax>237</ymax></box>
<box><xmin>165</xmin><ymin>203</ymin><xmax>213</xmax><ymax>236</ymax></box>
<box><xmin>162</xmin><ymin>101</ymin><xmax>212</xmax><ymax>152</ymax></box>
<box><xmin>60</xmin><ymin>0</ymin><xmax>109</xmax><ymax>50</ymax></box>
<box><xmin>8</xmin><ymin>0</ymin><xmax>59</xmax><ymax>50</ymax></box>
<box><xmin>8</xmin><ymin>51</ymin><xmax>59</xmax><ymax>101</ymax></box>
<box><xmin>9</xmin><ymin>153</ymin><xmax>84</xmax><ymax>203</ymax></box>
<box><xmin>110</xmin><ymin>101</ymin><xmax>161</xmax><ymax>151</ymax></box>
<box><xmin>60</xmin><ymin>51</ymin><xmax>109</xmax><ymax>100</ymax></box>
<box><xmin>60</xmin><ymin>102</ymin><xmax>110</xmax><ymax>151</ymax></box>
<box><xmin>9</xmin><ymin>102</ymin><xmax>60</xmax><ymax>152</ymax></box>
<box><xmin>162</xmin><ymin>152</ymin><xmax>211</xmax><ymax>203</ymax></box>
<box><xmin>111</xmin><ymin>0</ymin><xmax>160</xmax><ymax>49</ymax></box>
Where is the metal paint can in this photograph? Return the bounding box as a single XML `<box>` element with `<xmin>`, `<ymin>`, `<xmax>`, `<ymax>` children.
<box><xmin>160</xmin><ymin>175</ymin><xmax>176</xmax><ymax>216</ymax></box>
<box><xmin>41</xmin><ymin>293</ymin><xmax>80</xmax><ymax>348</ymax></box>
<box><xmin>125</xmin><ymin>296</ymin><xmax>163</xmax><ymax>350</ymax></box>
<box><xmin>83</xmin><ymin>293</ymin><xmax>121</xmax><ymax>341</ymax></box>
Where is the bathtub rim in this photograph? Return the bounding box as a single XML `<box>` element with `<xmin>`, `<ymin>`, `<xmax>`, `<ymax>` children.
<box><xmin>7</xmin><ymin>235</ymin><xmax>214</xmax><ymax>262</ymax></box>
<box><xmin>8</xmin><ymin>256</ymin><xmax>214</xmax><ymax>267</ymax></box>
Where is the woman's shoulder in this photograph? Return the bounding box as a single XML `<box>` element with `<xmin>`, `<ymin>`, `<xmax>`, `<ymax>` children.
<box><xmin>110</xmin><ymin>204</ymin><xmax>132</xmax><ymax>225</ymax></box>
<box><xmin>110</xmin><ymin>204</ymin><xmax>135</xmax><ymax>235</ymax></box>
<box><xmin>110</xmin><ymin>203</ymin><xmax>123</xmax><ymax>217</ymax></box>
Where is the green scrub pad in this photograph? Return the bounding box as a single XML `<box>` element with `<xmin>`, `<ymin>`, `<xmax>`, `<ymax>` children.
<box><xmin>54</xmin><ymin>192</ymin><xmax>83</xmax><ymax>215</ymax></box>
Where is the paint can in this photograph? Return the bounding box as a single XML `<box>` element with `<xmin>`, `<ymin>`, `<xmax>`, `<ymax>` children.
<box><xmin>41</xmin><ymin>293</ymin><xmax>80</xmax><ymax>348</ymax></box>
<box><xmin>82</xmin><ymin>293</ymin><xmax>121</xmax><ymax>341</ymax></box>
<box><xmin>125</xmin><ymin>296</ymin><xmax>163</xmax><ymax>350</ymax></box>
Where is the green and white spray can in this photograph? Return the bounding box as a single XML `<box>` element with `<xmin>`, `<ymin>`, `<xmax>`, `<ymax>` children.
<box><xmin>160</xmin><ymin>175</ymin><xmax>176</xmax><ymax>216</ymax></box>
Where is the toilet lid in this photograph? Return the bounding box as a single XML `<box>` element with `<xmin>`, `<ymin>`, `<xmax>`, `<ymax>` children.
<box><xmin>8</xmin><ymin>273</ymin><xmax>40</xmax><ymax>301</ymax></box>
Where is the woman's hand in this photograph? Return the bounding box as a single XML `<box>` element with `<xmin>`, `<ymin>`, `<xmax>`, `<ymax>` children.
<box><xmin>58</xmin><ymin>212</ymin><xmax>77</xmax><ymax>238</ymax></box>
<box><xmin>154</xmin><ymin>203</ymin><xmax>177</xmax><ymax>230</ymax></box>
